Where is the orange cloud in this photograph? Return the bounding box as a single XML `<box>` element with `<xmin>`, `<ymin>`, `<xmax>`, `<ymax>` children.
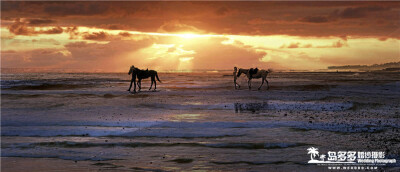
<box><xmin>8</xmin><ymin>19</ymin><xmax>63</xmax><ymax>35</ymax></box>
<box><xmin>2</xmin><ymin>1</ymin><xmax>399</xmax><ymax>38</ymax></box>
<box><xmin>82</xmin><ymin>31</ymin><xmax>108</xmax><ymax>40</ymax></box>
<box><xmin>158</xmin><ymin>20</ymin><xmax>204</xmax><ymax>33</ymax></box>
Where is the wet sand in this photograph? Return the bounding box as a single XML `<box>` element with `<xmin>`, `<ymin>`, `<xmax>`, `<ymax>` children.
<box><xmin>1</xmin><ymin>71</ymin><xmax>400</xmax><ymax>171</ymax></box>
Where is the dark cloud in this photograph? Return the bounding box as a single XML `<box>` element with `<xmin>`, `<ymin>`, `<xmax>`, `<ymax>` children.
<box><xmin>101</xmin><ymin>24</ymin><xmax>129</xmax><ymax>30</ymax></box>
<box><xmin>8</xmin><ymin>19</ymin><xmax>63</xmax><ymax>35</ymax></box>
<box><xmin>28</xmin><ymin>18</ymin><xmax>56</xmax><ymax>25</ymax></box>
<box><xmin>43</xmin><ymin>2</ymin><xmax>109</xmax><ymax>17</ymax></box>
<box><xmin>299</xmin><ymin>16</ymin><xmax>330</xmax><ymax>23</ymax></box>
<box><xmin>337</xmin><ymin>6</ymin><xmax>390</xmax><ymax>19</ymax></box>
<box><xmin>82</xmin><ymin>31</ymin><xmax>108</xmax><ymax>40</ymax></box>
<box><xmin>215</xmin><ymin>7</ymin><xmax>229</xmax><ymax>16</ymax></box>
<box><xmin>118</xmin><ymin>32</ymin><xmax>132</xmax><ymax>37</ymax></box>
<box><xmin>8</xmin><ymin>19</ymin><xmax>32</xmax><ymax>35</ymax></box>
<box><xmin>65</xmin><ymin>26</ymin><xmax>79</xmax><ymax>39</ymax></box>
<box><xmin>2</xmin><ymin>2</ymin><xmax>399</xmax><ymax>38</ymax></box>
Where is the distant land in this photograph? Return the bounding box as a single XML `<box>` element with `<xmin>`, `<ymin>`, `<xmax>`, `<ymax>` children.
<box><xmin>328</xmin><ymin>62</ymin><xmax>400</xmax><ymax>71</ymax></box>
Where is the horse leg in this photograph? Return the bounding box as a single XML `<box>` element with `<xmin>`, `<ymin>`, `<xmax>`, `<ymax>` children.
<box><xmin>248</xmin><ymin>79</ymin><xmax>252</xmax><ymax>90</ymax></box>
<box><xmin>133</xmin><ymin>76</ymin><xmax>137</xmax><ymax>93</ymax></box>
<box><xmin>149</xmin><ymin>79</ymin><xmax>153</xmax><ymax>90</ymax></box>
<box><xmin>258</xmin><ymin>78</ymin><xmax>264</xmax><ymax>90</ymax></box>
<box><xmin>154</xmin><ymin>78</ymin><xmax>157</xmax><ymax>90</ymax></box>
<box><xmin>266</xmin><ymin>79</ymin><xmax>269</xmax><ymax>90</ymax></box>
<box><xmin>127</xmin><ymin>79</ymin><xmax>133</xmax><ymax>91</ymax></box>
<box><xmin>138</xmin><ymin>79</ymin><xmax>142</xmax><ymax>92</ymax></box>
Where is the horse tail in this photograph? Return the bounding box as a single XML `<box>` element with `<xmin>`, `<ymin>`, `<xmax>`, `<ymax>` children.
<box><xmin>267</xmin><ymin>69</ymin><xmax>273</xmax><ymax>73</ymax></box>
<box><xmin>156</xmin><ymin>72</ymin><xmax>162</xmax><ymax>83</ymax></box>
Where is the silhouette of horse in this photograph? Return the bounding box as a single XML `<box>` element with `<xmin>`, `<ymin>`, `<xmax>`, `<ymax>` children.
<box><xmin>127</xmin><ymin>65</ymin><xmax>161</xmax><ymax>92</ymax></box>
<box><xmin>237</xmin><ymin>68</ymin><xmax>270</xmax><ymax>90</ymax></box>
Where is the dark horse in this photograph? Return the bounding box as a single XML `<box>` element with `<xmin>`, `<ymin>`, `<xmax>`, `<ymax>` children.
<box><xmin>237</xmin><ymin>68</ymin><xmax>270</xmax><ymax>90</ymax></box>
<box><xmin>127</xmin><ymin>65</ymin><xmax>161</xmax><ymax>93</ymax></box>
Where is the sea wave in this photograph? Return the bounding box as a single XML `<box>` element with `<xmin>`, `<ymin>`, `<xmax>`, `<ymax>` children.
<box><xmin>13</xmin><ymin>141</ymin><xmax>308</xmax><ymax>150</ymax></box>
<box><xmin>2</xmin><ymin>120</ymin><xmax>396</xmax><ymax>137</ymax></box>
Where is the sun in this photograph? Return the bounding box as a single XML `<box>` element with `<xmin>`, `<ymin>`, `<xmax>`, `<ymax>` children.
<box><xmin>178</xmin><ymin>33</ymin><xmax>201</xmax><ymax>39</ymax></box>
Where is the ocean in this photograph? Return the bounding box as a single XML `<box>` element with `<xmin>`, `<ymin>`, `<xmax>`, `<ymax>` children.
<box><xmin>1</xmin><ymin>71</ymin><xmax>400</xmax><ymax>171</ymax></box>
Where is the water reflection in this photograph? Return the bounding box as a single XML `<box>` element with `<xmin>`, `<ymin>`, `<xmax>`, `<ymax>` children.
<box><xmin>234</xmin><ymin>102</ymin><xmax>268</xmax><ymax>113</ymax></box>
<box><xmin>170</xmin><ymin>114</ymin><xmax>202</xmax><ymax>122</ymax></box>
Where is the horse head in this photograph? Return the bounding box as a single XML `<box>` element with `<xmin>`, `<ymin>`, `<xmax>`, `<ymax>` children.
<box><xmin>237</xmin><ymin>69</ymin><xmax>244</xmax><ymax>77</ymax></box>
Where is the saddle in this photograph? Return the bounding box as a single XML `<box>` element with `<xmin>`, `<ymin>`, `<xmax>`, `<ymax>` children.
<box><xmin>249</xmin><ymin>68</ymin><xmax>259</xmax><ymax>76</ymax></box>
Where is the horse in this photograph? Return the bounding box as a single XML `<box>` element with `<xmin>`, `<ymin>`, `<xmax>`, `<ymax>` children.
<box><xmin>127</xmin><ymin>65</ymin><xmax>161</xmax><ymax>93</ymax></box>
<box><xmin>236</xmin><ymin>68</ymin><xmax>270</xmax><ymax>90</ymax></box>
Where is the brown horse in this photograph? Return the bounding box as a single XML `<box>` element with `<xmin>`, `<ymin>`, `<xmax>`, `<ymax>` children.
<box><xmin>237</xmin><ymin>68</ymin><xmax>270</xmax><ymax>90</ymax></box>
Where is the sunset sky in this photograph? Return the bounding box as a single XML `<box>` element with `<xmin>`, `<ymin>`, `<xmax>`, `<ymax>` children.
<box><xmin>1</xmin><ymin>1</ymin><xmax>399</xmax><ymax>72</ymax></box>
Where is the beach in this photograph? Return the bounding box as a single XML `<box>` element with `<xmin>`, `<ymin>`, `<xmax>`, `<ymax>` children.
<box><xmin>1</xmin><ymin>71</ymin><xmax>400</xmax><ymax>171</ymax></box>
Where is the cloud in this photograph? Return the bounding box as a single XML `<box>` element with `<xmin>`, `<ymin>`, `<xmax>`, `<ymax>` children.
<box><xmin>215</xmin><ymin>7</ymin><xmax>229</xmax><ymax>16</ymax></box>
<box><xmin>280</xmin><ymin>40</ymin><xmax>347</xmax><ymax>49</ymax></box>
<box><xmin>8</xmin><ymin>19</ymin><xmax>32</xmax><ymax>35</ymax></box>
<box><xmin>335</xmin><ymin>6</ymin><xmax>390</xmax><ymax>19</ymax></box>
<box><xmin>8</xmin><ymin>19</ymin><xmax>63</xmax><ymax>35</ymax></box>
<box><xmin>61</xmin><ymin>38</ymin><xmax>154</xmax><ymax>71</ymax></box>
<box><xmin>43</xmin><ymin>2</ymin><xmax>109</xmax><ymax>17</ymax></box>
<box><xmin>100</xmin><ymin>24</ymin><xmax>129</xmax><ymax>30</ymax></box>
<box><xmin>287</xmin><ymin>42</ymin><xmax>300</xmax><ymax>48</ymax></box>
<box><xmin>280</xmin><ymin>42</ymin><xmax>304</xmax><ymax>49</ymax></box>
<box><xmin>27</xmin><ymin>18</ymin><xmax>56</xmax><ymax>25</ymax></box>
<box><xmin>65</xmin><ymin>26</ymin><xmax>79</xmax><ymax>39</ymax></box>
<box><xmin>82</xmin><ymin>31</ymin><xmax>108</xmax><ymax>40</ymax></box>
<box><xmin>2</xmin><ymin>2</ymin><xmax>399</xmax><ymax>38</ymax></box>
<box><xmin>40</xmin><ymin>26</ymin><xmax>63</xmax><ymax>34</ymax></box>
<box><xmin>118</xmin><ymin>32</ymin><xmax>131</xmax><ymax>37</ymax></box>
<box><xmin>1</xmin><ymin>48</ymin><xmax>72</xmax><ymax>68</ymax></box>
<box><xmin>316</xmin><ymin>40</ymin><xmax>348</xmax><ymax>48</ymax></box>
<box><xmin>32</xmin><ymin>38</ymin><xmax>61</xmax><ymax>45</ymax></box>
<box><xmin>299</xmin><ymin>16</ymin><xmax>330</xmax><ymax>23</ymax></box>
<box><xmin>181</xmin><ymin>38</ymin><xmax>270</xmax><ymax>70</ymax></box>
<box><xmin>158</xmin><ymin>20</ymin><xmax>203</xmax><ymax>33</ymax></box>
<box><xmin>1</xmin><ymin>50</ymin><xmax>17</xmax><ymax>53</ymax></box>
